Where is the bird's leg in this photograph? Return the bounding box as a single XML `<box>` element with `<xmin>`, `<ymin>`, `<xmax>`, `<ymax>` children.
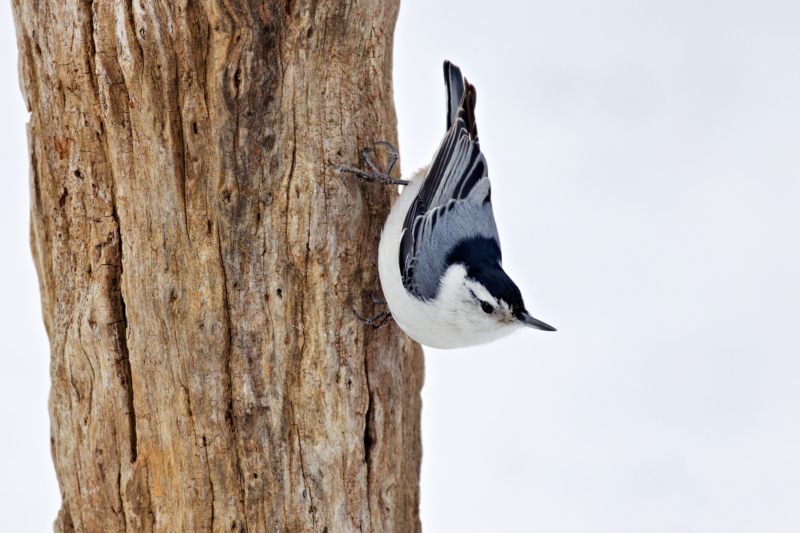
<box><xmin>329</xmin><ymin>142</ymin><xmax>409</xmax><ymax>187</ymax></box>
<box><xmin>353</xmin><ymin>290</ymin><xmax>392</xmax><ymax>329</ymax></box>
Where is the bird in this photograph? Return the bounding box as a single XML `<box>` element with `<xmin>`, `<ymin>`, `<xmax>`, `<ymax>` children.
<box><xmin>330</xmin><ymin>60</ymin><xmax>555</xmax><ymax>349</ymax></box>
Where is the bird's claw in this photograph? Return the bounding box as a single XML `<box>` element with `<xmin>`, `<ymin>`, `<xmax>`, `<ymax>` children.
<box><xmin>370</xmin><ymin>289</ymin><xmax>386</xmax><ymax>305</ymax></box>
<box><xmin>354</xmin><ymin>290</ymin><xmax>391</xmax><ymax>329</ymax></box>
<box><xmin>362</xmin><ymin>148</ymin><xmax>383</xmax><ymax>175</ymax></box>
<box><xmin>374</xmin><ymin>141</ymin><xmax>398</xmax><ymax>172</ymax></box>
<box><xmin>353</xmin><ymin>308</ymin><xmax>393</xmax><ymax>329</ymax></box>
<box><xmin>329</xmin><ymin>142</ymin><xmax>409</xmax><ymax>187</ymax></box>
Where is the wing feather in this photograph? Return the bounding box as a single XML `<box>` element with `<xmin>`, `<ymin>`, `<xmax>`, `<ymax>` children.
<box><xmin>445</xmin><ymin>61</ymin><xmax>466</xmax><ymax>131</ymax></box>
<box><xmin>399</xmin><ymin>62</ymin><xmax>498</xmax><ymax>300</ymax></box>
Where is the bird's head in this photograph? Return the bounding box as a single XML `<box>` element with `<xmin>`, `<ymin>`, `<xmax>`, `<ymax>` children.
<box><xmin>434</xmin><ymin>237</ymin><xmax>555</xmax><ymax>346</ymax></box>
<box><xmin>461</xmin><ymin>265</ymin><xmax>556</xmax><ymax>331</ymax></box>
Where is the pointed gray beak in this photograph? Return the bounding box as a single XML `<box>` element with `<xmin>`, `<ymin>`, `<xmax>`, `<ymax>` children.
<box><xmin>517</xmin><ymin>312</ymin><xmax>556</xmax><ymax>331</ymax></box>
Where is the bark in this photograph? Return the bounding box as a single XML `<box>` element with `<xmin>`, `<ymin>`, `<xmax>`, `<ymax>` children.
<box><xmin>13</xmin><ymin>1</ymin><xmax>423</xmax><ymax>531</ymax></box>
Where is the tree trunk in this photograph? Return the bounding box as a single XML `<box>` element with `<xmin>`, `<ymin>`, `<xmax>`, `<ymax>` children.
<box><xmin>12</xmin><ymin>0</ymin><xmax>423</xmax><ymax>531</ymax></box>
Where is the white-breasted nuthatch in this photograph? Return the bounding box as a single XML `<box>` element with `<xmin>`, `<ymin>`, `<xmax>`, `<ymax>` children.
<box><xmin>331</xmin><ymin>60</ymin><xmax>555</xmax><ymax>348</ymax></box>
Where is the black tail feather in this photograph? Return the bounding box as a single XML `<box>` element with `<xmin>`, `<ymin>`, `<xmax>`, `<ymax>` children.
<box><xmin>443</xmin><ymin>60</ymin><xmax>478</xmax><ymax>142</ymax></box>
<box><xmin>444</xmin><ymin>60</ymin><xmax>465</xmax><ymax>131</ymax></box>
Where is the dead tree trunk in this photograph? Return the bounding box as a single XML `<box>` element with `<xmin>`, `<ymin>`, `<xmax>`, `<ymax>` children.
<box><xmin>13</xmin><ymin>1</ymin><xmax>423</xmax><ymax>531</ymax></box>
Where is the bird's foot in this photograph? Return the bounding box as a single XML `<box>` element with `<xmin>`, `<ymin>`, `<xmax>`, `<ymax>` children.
<box><xmin>354</xmin><ymin>309</ymin><xmax>393</xmax><ymax>329</ymax></box>
<box><xmin>354</xmin><ymin>290</ymin><xmax>392</xmax><ymax>329</ymax></box>
<box><xmin>329</xmin><ymin>142</ymin><xmax>410</xmax><ymax>187</ymax></box>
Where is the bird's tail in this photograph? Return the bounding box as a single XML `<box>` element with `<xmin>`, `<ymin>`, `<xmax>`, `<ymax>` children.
<box><xmin>444</xmin><ymin>60</ymin><xmax>465</xmax><ymax>131</ymax></box>
<box><xmin>443</xmin><ymin>60</ymin><xmax>479</xmax><ymax>143</ymax></box>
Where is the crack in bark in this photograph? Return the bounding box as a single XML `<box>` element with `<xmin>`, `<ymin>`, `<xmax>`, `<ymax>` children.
<box><xmin>85</xmin><ymin>0</ymin><xmax>100</xmax><ymax>97</ymax></box>
<box><xmin>203</xmin><ymin>20</ymin><xmax>212</xmax><ymax>117</ymax></box>
<box><xmin>30</xmin><ymin>133</ymin><xmax>42</xmax><ymax>213</ymax></box>
<box><xmin>81</xmin><ymin>2</ymin><xmax>141</xmax><ymax>527</ymax></box>
<box><xmin>116</xmin><ymin>221</ymin><xmax>138</xmax><ymax>464</ymax></box>
<box><xmin>362</xmin><ymin>386</ymin><xmax>374</xmax><ymax>531</ymax></box>
<box><xmin>216</xmin><ymin>226</ymin><xmax>249</xmax><ymax>533</ymax></box>
<box><xmin>285</xmin><ymin>77</ymin><xmax>297</xmax><ymax>256</ymax></box>
<box><xmin>209</xmin><ymin>473</ymin><xmax>216</xmax><ymax>532</ymax></box>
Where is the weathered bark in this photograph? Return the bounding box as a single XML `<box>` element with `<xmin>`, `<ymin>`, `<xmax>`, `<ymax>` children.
<box><xmin>13</xmin><ymin>0</ymin><xmax>423</xmax><ymax>531</ymax></box>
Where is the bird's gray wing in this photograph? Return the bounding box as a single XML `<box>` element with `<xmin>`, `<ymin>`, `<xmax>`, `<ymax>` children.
<box><xmin>399</xmin><ymin>61</ymin><xmax>500</xmax><ymax>300</ymax></box>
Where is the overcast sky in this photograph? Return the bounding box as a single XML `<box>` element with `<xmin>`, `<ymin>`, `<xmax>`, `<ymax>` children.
<box><xmin>2</xmin><ymin>1</ymin><xmax>800</xmax><ymax>532</ymax></box>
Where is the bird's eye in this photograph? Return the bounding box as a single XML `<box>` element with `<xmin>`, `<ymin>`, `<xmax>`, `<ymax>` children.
<box><xmin>480</xmin><ymin>301</ymin><xmax>494</xmax><ymax>314</ymax></box>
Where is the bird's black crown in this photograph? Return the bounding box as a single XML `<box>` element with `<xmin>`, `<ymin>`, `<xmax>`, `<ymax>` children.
<box><xmin>446</xmin><ymin>236</ymin><xmax>527</xmax><ymax>317</ymax></box>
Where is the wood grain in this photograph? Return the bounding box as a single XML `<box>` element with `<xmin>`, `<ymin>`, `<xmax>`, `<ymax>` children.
<box><xmin>13</xmin><ymin>1</ymin><xmax>423</xmax><ymax>531</ymax></box>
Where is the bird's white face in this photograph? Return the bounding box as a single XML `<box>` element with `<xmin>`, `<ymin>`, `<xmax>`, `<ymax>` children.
<box><xmin>432</xmin><ymin>264</ymin><xmax>522</xmax><ymax>347</ymax></box>
<box><xmin>463</xmin><ymin>277</ymin><xmax>520</xmax><ymax>325</ymax></box>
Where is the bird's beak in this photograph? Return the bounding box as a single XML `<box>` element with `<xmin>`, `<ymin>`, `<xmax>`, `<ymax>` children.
<box><xmin>517</xmin><ymin>312</ymin><xmax>556</xmax><ymax>331</ymax></box>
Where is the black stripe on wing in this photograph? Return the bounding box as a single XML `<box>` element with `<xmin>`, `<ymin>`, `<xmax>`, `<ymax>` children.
<box><xmin>399</xmin><ymin>63</ymin><xmax>489</xmax><ymax>297</ymax></box>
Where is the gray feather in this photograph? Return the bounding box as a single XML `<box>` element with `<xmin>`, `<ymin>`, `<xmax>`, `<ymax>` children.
<box><xmin>406</xmin><ymin>182</ymin><xmax>500</xmax><ymax>299</ymax></box>
<box><xmin>400</xmin><ymin>61</ymin><xmax>499</xmax><ymax>300</ymax></box>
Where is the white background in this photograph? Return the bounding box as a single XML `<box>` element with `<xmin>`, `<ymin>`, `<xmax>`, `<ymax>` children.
<box><xmin>2</xmin><ymin>1</ymin><xmax>800</xmax><ymax>531</ymax></box>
